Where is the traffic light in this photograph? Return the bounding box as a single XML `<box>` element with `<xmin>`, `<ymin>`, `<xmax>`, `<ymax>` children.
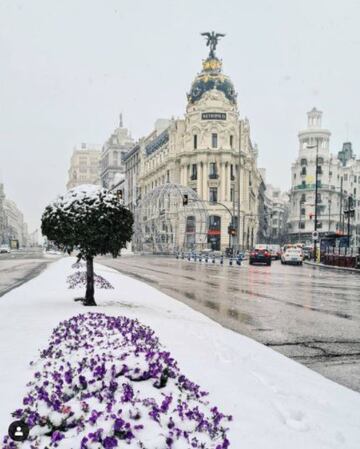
<box><xmin>183</xmin><ymin>194</ymin><xmax>189</xmax><ymax>206</ymax></box>
<box><xmin>116</xmin><ymin>189</ymin><xmax>123</xmax><ymax>201</ymax></box>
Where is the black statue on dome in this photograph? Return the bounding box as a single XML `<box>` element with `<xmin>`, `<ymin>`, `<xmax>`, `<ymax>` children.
<box><xmin>201</xmin><ymin>31</ymin><xmax>225</xmax><ymax>58</ymax></box>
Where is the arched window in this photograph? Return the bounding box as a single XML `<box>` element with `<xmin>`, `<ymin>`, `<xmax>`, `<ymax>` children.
<box><xmin>301</xmin><ymin>166</ymin><xmax>307</xmax><ymax>175</ymax></box>
<box><xmin>300</xmin><ymin>158</ymin><xmax>307</xmax><ymax>166</ymax></box>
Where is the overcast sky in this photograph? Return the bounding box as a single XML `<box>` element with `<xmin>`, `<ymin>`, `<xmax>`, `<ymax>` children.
<box><xmin>1</xmin><ymin>0</ymin><xmax>359</xmax><ymax>232</ymax></box>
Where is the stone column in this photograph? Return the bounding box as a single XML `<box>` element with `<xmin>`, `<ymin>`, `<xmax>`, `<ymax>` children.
<box><xmin>197</xmin><ymin>162</ymin><xmax>202</xmax><ymax>197</ymax></box>
<box><xmin>225</xmin><ymin>163</ymin><xmax>230</xmax><ymax>201</ymax></box>
<box><xmin>202</xmin><ymin>160</ymin><xmax>208</xmax><ymax>201</ymax></box>
<box><xmin>220</xmin><ymin>162</ymin><xmax>225</xmax><ymax>202</ymax></box>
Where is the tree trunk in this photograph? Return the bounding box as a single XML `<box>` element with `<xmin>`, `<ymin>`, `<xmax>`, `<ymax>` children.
<box><xmin>84</xmin><ymin>256</ymin><xmax>96</xmax><ymax>306</ymax></box>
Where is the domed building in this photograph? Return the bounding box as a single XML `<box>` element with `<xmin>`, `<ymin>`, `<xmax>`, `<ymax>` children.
<box><xmin>133</xmin><ymin>34</ymin><xmax>262</xmax><ymax>252</ymax></box>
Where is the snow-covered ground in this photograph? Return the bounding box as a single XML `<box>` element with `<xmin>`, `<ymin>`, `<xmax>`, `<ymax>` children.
<box><xmin>0</xmin><ymin>258</ymin><xmax>359</xmax><ymax>448</ymax></box>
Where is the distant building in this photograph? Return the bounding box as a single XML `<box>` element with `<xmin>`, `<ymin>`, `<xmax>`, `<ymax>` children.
<box><xmin>66</xmin><ymin>143</ymin><xmax>101</xmax><ymax>190</ymax></box>
<box><xmin>288</xmin><ymin>108</ymin><xmax>342</xmax><ymax>243</ymax></box>
<box><xmin>3</xmin><ymin>199</ymin><xmax>27</xmax><ymax>246</ymax></box>
<box><xmin>338</xmin><ymin>142</ymin><xmax>355</xmax><ymax>167</ymax></box>
<box><xmin>265</xmin><ymin>184</ymin><xmax>289</xmax><ymax>244</ymax></box>
<box><xmin>0</xmin><ymin>183</ymin><xmax>5</xmax><ymax>243</ymax></box>
<box><xmin>100</xmin><ymin>114</ymin><xmax>134</xmax><ymax>190</ymax></box>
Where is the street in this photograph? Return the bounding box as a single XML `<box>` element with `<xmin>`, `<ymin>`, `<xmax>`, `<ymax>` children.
<box><xmin>98</xmin><ymin>255</ymin><xmax>360</xmax><ymax>392</ymax></box>
<box><xmin>0</xmin><ymin>249</ymin><xmax>57</xmax><ymax>297</ymax></box>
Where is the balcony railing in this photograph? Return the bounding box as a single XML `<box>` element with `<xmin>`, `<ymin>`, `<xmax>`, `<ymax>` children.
<box><xmin>190</xmin><ymin>174</ymin><xmax>197</xmax><ymax>181</ymax></box>
<box><xmin>294</xmin><ymin>183</ymin><xmax>330</xmax><ymax>190</ymax></box>
<box><xmin>209</xmin><ymin>173</ymin><xmax>219</xmax><ymax>179</ymax></box>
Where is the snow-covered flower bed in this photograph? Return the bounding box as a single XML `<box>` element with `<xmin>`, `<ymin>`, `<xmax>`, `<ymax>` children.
<box><xmin>67</xmin><ymin>272</ymin><xmax>114</xmax><ymax>290</ymax></box>
<box><xmin>2</xmin><ymin>313</ymin><xmax>231</xmax><ymax>449</ymax></box>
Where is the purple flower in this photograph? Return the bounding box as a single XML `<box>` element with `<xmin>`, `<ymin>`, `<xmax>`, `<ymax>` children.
<box><xmin>102</xmin><ymin>436</ymin><xmax>118</xmax><ymax>449</ymax></box>
<box><xmin>51</xmin><ymin>431</ymin><xmax>65</xmax><ymax>444</ymax></box>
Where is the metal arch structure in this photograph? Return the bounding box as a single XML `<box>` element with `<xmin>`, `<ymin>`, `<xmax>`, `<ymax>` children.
<box><xmin>134</xmin><ymin>183</ymin><xmax>209</xmax><ymax>254</ymax></box>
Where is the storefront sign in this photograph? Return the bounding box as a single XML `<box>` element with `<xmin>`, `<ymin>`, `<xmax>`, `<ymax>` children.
<box><xmin>201</xmin><ymin>112</ymin><xmax>226</xmax><ymax>120</ymax></box>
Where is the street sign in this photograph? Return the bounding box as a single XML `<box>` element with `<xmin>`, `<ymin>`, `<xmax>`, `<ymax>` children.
<box><xmin>312</xmin><ymin>231</ymin><xmax>319</xmax><ymax>241</ymax></box>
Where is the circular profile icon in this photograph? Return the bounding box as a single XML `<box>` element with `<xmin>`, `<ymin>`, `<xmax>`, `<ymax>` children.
<box><xmin>8</xmin><ymin>420</ymin><xmax>29</xmax><ymax>442</ymax></box>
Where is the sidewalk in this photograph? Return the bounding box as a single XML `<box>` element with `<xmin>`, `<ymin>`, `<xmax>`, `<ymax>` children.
<box><xmin>0</xmin><ymin>258</ymin><xmax>360</xmax><ymax>448</ymax></box>
<box><xmin>304</xmin><ymin>260</ymin><xmax>360</xmax><ymax>273</ymax></box>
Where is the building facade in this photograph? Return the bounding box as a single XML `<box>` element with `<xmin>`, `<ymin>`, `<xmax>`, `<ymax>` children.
<box><xmin>100</xmin><ymin>114</ymin><xmax>134</xmax><ymax>190</ymax></box>
<box><xmin>66</xmin><ymin>143</ymin><xmax>101</xmax><ymax>190</ymax></box>
<box><xmin>288</xmin><ymin>108</ymin><xmax>342</xmax><ymax>243</ymax></box>
<box><xmin>266</xmin><ymin>184</ymin><xmax>289</xmax><ymax>244</ymax></box>
<box><xmin>131</xmin><ymin>42</ymin><xmax>262</xmax><ymax>252</ymax></box>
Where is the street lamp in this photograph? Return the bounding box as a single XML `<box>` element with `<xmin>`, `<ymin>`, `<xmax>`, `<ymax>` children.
<box><xmin>307</xmin><ymin>139</ymin><xmax>319</xmax><ymax>260</ymax></box>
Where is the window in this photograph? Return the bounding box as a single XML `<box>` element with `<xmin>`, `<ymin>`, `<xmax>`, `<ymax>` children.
<box><xmin>209</xmin><ymin>187</ymin><xmax>218</xmax><ymax>202</ymax></box>
<box><xmin>300</xmin><ymin>158</ymin><xmax>307</xmax><ymax>166</ymax></box>
<box><xmin>300</xmin><ymin>193</ymin><xmax>306</xmax><ymax>203</ymax></box>
<box><xmin>230</xmin><ymin>135</ymin><xmax>234</xmax><ymax>149</ymax></box>
<box><xmin>301</xmin><ymin>167</ymin><xmax>307</xmax><ymax>175</ymax></box>
<box><xmin>301</xmin><ymin>180</ymin><xmax>306</xmax><ymax>187</ymax></box>
<box><xmin>316</xmin><ymin>193</ymin><xmax>322</xmax><ymax>203</ymax></box>
<box><xmin>193</xmin><ymin>134</ymin><xmax>197</xmax><ymax>150</ymax></box>
<box><xmin>318</xmin><ymin>157</ymin><xmax>324</xmax><ymax>164</ymax></box>
<box><xmin>209</xmin><ymin>163</ymin><xmax>218</xmax><ymax>179</ymax></box>
<box><xmin>316</xmin><ymin>165</ymin><xmax>323</xmax><ymax>174</ymax></box>
<box><xmin>344</xmin><ymin>174</ymin><xmax>348</xmax><ymax>181</ymax></box>
<box><xmin>316</xmin><ymin>180</ymin><xmax>322</xmax><ymax>188</ymax></box>
<box><xmin>166</xmin><ymin>170</ymin><xmax>170</xmax><ymax>183</ymax></box>
<box><xmin>191</xmin><ymin>164</ymin><xmax>197</xmax><ymax>180</ymax></box>
<box><xmin>230</xmin><ymin>188</ymin><xmax>234</xmax><ymax>202</ymax></box>
<box><xmin>230</xmin><ymin>164</ymin><xmax>235</xmax><ymax>180</ymax></box>
<box><xmin>212</xmin><ymin>133</ymin><xmax>218</xmax><ymax>148</ymax></box>
<box><xmin>317</xmin><ymin>222</ymin><xmax>323</xmax><ymax>229</ymax></box>
<box><xmin>299</xmin><ymin>222</ymin><xmax>305</xmax><ymax>229</ymax></box>
<box><xmin>301</xmin><ymin>208</ymin><xmax>305</xmax><ymax>215</ymax></box>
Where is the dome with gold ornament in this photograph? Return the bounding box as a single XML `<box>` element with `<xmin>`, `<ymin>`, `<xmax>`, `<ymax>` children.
<box><xmin>187</xmin><ymin>32</ymin><xmax>237</xmax><ymax>106</ymax></box>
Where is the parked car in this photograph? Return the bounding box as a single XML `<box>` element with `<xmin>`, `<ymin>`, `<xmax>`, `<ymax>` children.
<box><xmin>0</xmin><ymin>244</ymin><xmax>11</xmax><ymax>254</ymax></box>
<box><xmin>249</xmin><ymin>248</ymin><xmax>272</xmax><ymax>266</ymax></box>
<box><xmin>281</xmin><ymin>247</ymin><xmax>303</xmax><ymax>265</ymax></box>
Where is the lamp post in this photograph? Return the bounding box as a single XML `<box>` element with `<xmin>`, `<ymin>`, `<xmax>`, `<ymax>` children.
<box><xmin>307</xmin><ymin>139</ymin><xmax>319</xmax><ymax>260</ymax></box>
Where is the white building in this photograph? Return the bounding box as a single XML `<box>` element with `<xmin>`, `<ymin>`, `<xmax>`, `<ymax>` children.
<box><xmin>131</xmin><ymin>41</ymin><xmax>262</xmax><ymax>252</ymax></box>
<box><xmin>66</xmin><ymin>143</ymin><xmax>101</xmax><ymax>190</ymax></box>
<box><xmin>288</xmin><ymin>108</ymin><xmax>342</xmax><ymax>243</ymax></box>
<box><xmin>100</xmin><ymin>114</ymin><xmax>134</xmax><ymax>190</ymax></box>
<box><xmin>265</xmin><ymin>184</ymin><xmax>289</xmax><ymax>243</ymax></box>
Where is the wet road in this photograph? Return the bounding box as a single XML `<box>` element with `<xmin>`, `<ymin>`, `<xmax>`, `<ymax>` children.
<box><xmin>0</xmin><ymin>249</ymin><xmax>57</xmax><ymax>297</ymax></box>
<box><xmin>98</xmin><ymin>255</ymin><xmax>360</xmax><ymax>392</ymax></box>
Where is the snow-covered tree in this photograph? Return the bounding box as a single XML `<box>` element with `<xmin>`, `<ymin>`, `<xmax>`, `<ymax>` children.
<box><xmin>41</xmin><ymin>185</ymin><xmax>133</xmax><ymax>306</ymax></box>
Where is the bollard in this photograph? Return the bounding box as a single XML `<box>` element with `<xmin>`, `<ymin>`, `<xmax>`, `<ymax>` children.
<box><xmin>220</xmin><ymin>256</ymin><xmax>224</xmax><ymax>265</ymax></box>
<box><xmin>212</xmin><ymin>258</ymin><xmax>216</xmax><ymax>264</ymax></box>
<box><xmin>176</xmin><ymin>253</ymin><xmax>179</xmax><ymax>259</ymax></box>
<box><xmin>205</xmin><ymin>256</ymin><xmax>208</xmax><ymax>263</ymax></box>
<box><xmin>229</xmin><ymin>258</ymin><xmax>233</xmax><ymax>266</ymax></box>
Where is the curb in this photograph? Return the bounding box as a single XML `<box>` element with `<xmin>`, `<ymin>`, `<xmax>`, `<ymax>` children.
<box><xmin>304</xmin><ymin>260</ymin><xmax>360</xmax><ymax>274</ymax></box>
